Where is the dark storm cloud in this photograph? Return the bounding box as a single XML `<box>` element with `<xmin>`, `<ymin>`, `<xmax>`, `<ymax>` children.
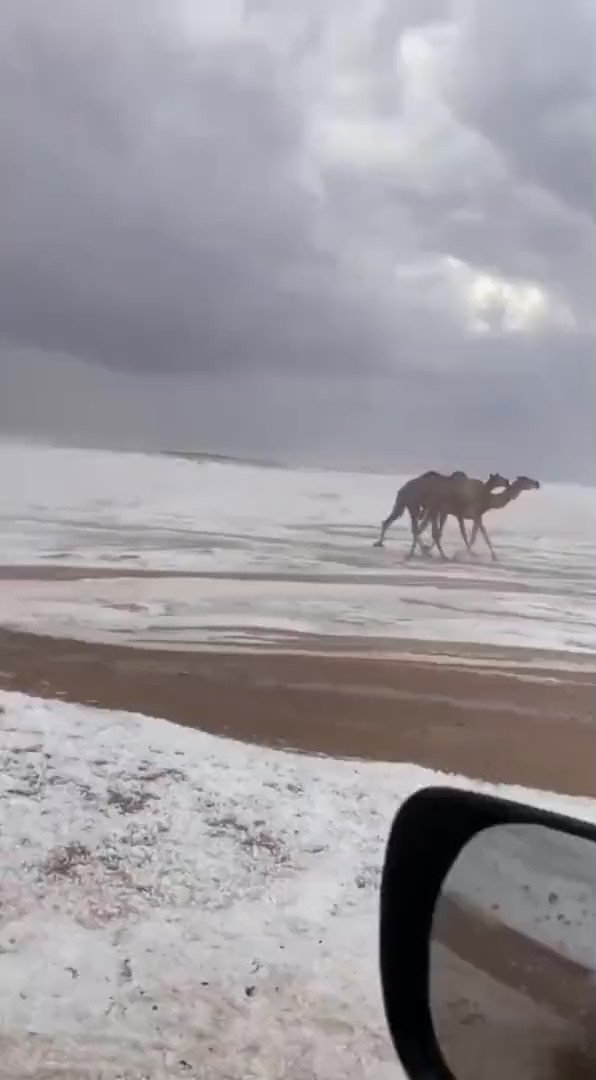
<box><xmin>448</xmin><ymin>0</ymin><xmax>595</xmax><ymax>217</ymax></box>
<box><xmin>0</xmin><ymin>0</ymin><xmax>594</xmax><ymax>479</ymax></box>
<box><xmin>1</xmin><ymin>3</ymin><xmax>327</xmax><ymax>372</ymax></box>
<box><xmin>1</xmin><ymin>0</ymin><xmax>411</xmax><ymax>376</ymax></box>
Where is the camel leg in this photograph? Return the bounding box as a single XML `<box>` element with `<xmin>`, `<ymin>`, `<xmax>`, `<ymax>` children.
<box><xmin>373</xmin><ymin>513</ymin><xmax>394</xmax><ymax>547</ymax></box>
<box><xmin>373</xmin><ymin>503</ymin><xmax>402</xmax><ymax>547</ymax></box>
<box><xmin>421</xmin><ymin>509</ymin><xmax>446</xmax><ymax>556</ymax></box>
<box><xmin>467</xmin><ymin>519</ymin><xmax>481</xmax><ymax>556</ymax></box>
<box><xmin>405</xmin><ymin>510</ymin><xmax>428</xmax><ymax>559</ymax></box>
<box><xmin>430</xmin><ymin>514</ymin><xmax>449</xmax><ymax>561</ymax></box>
<box><xmin>405</xmin><ymin>508</ymin><xmax>436</xmax><ymax>559</ymax></box>
<box><xmin>455</xmin><ymin>515</ymin><xmax>473</xmax><ymax>556</ymax></box>
<box><xmin>414</xmin><ymin>509</ymin><xmax>434</xmax><ymax>557</ymax></box>
<box><xmin>405</xmin><ymin>515</ymin><xmax>421</xmax><ymax>559</ymax></box>
<box><xmin>405</xmin><ymin>530</ymin><xmax>418</xmax><ymax>560</ymax></box>
<box><xmin>477</xmin><ymin>520</ymin><xmax>498</xmax><ymax>561</ymax></box>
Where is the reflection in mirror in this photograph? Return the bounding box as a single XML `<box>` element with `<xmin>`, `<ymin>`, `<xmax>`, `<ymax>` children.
<box><xmin>430</xmin><ymin>824</ymin><xmax>596</xmax><ymax>1080</ymax></box>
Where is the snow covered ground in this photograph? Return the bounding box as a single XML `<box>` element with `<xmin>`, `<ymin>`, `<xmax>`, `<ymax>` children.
<box><xmin>1</xmin><ymin>444</ymin><xmax>593</xmax><ymax>1075</ymax></box>
<box><xmin>4</xmin><ymin>573</ymin><xmax>596</xmax><ymax>656</ymax></box>
<box><xmin>1</xmin><ymin>441</ymin><xmax>595</xmax><ymax>655</ymax></box>
<box><xmin>1</xmin><ymin>691</ymin><xmax>595</xmax><ymax>1080</ymax></box>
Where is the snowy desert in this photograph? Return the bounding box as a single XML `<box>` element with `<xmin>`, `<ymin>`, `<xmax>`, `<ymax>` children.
<box><xmin>0</xmin><ymin>441</ymin><xmax>595</xmax><ymax>1078</ymax></box>
<box><xmin>2</xmin><ymin>692</ymin><xmax>595</xmax><ymax>1080</ymax></box>
<box><xmin>0</xmin><ymin>441</ymin><xmax>594</xmax><ymax>655</ymax></box>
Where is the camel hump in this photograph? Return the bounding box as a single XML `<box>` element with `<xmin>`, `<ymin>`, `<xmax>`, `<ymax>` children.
<box><xmin>400</xmin><ymin>469</ymin><xmax>437</xmax><ymax>492</ymax></box>
<box><xmin>488</xmin><ymin>472</ymin><xmax>509</xmax><ymax>488</ymax></box>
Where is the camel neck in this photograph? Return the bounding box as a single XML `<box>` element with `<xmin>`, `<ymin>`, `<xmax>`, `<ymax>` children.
<box><xmin>487</xmin><ymin>484</ymin><xmax>521</xmax><ymax>509</ymax></box>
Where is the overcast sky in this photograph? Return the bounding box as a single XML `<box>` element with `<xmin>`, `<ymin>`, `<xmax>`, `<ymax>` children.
<box><xmin>1</xmin><ymin>0</ymin><xmax>594</xmax><ymax>480</ymax></box>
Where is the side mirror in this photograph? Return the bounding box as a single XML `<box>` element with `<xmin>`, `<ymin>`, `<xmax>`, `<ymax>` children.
<box><xmin>379</xmin><ymin>788</ymin><xmax>596</xmax><ymax>1079</ymax></box>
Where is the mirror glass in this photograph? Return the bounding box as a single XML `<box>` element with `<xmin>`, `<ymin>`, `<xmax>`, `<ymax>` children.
<box><xmin>430</xmin><ymin>823</ymin><xmax>596</xmax><ymax>1080</ymax></box>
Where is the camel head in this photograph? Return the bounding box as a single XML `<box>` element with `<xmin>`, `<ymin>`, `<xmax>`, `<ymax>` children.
<box><xmin>486</xmin><ymin>472</ymin><xmax>509</xmax><ymax>491</ymax></box>
<box><xmin>512</xmin><ymin>475</ymin><xmax>540</xmax><ymax>492</ymax></box>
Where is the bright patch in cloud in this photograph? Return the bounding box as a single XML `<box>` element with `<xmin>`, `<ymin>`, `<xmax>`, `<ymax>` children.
<box><xmin>395</xmin><ymin>255</ymin><xmax>576</xmax><ymax>338</ymax></box>
<box><xmin>460</xmin><ymin>263</ymin><xmax>575</xmax><ymax>336</ymax></box>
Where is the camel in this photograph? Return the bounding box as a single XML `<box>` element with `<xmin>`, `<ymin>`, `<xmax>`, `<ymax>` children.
<box><xmin>417</xmin><ymin>474</ymin><xmax>540</xmax><ymax>561</ymax></box>
<box><xmin>373</xmin><ymin>470</ymin><xmax>506</xmax><ymax>558</ymax></box>
<box><xmin>373</xmin><ymin>470</ymin><xmax>468</xmax><ymax>554</ymax></box>
<box><xmin>414</xmin><ymin>472</ymin><xmax>509</xmax><ymax>559</ymax></box>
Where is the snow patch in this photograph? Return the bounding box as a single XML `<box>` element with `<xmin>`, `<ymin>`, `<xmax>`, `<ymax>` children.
<box><xmin>1</xmin><ymin>692</ymin><xmax>595</xmax><ymax>1078</ymax></box>
<box><xmin>1</xmin><ymin>441</ymin><xmax>595</xmax><ymax>654</ymax></box>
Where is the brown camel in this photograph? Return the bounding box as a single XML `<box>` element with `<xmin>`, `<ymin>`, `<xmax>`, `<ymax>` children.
<box><xmin>413</xmin><ymin>472</ymin><xmax>509</xmax><ymax>560</ymax></box>
<box><xmin>418</xmin><ymin>474</ymin><xmax>540</xmax><ymax>561</ymax></box>
<box><xmin>373</xmin><ymin>470</ymin><xmax>468</xmax><ymax>553</ymax></box>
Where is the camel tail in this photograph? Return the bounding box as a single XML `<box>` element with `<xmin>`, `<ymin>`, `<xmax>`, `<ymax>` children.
<box><xmin>385</xmin><ymin>494</ymin><xmax>406</xmax><ymax>525</ymax></box>
<box><xmin>373</xmin><ymin>483</ymin><xmax>413</xmax><ymax>546</ymax></box>
<box><xmin>374</xmin><ymin>492</ymin><xmax>407</xmax><ymax>546</ymax></box>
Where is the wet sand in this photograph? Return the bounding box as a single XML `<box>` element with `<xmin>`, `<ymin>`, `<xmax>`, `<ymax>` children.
<box><xmin>0</xmin><ymin>562</ymin><xmax>555</xmax><ymax>594</ymax></box>
<box><xmin>1</xmin><ymin>628</ymin><xmax>594</xmax><ymax>795</ymax></box>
